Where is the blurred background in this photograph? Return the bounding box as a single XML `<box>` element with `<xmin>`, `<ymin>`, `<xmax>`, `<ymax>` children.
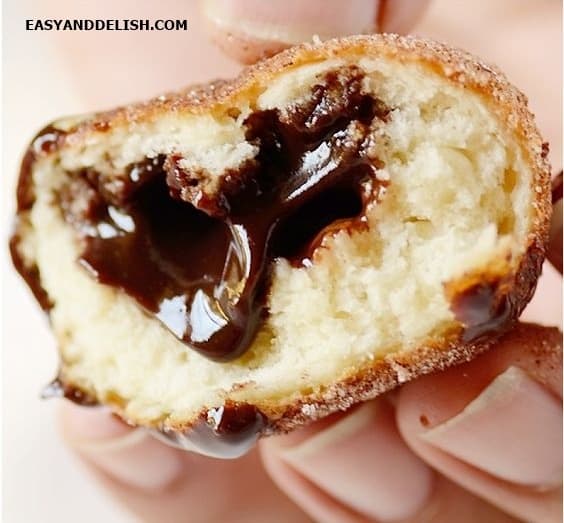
<box><xmin>2</xmin><ymin>0</ymin><xmax>561</xmax><ymax>521</ymax></box>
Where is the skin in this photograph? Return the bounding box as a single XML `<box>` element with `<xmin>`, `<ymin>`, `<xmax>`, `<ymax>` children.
<box><xmin>47</xmin><ymin>1</ymin><xmax>561</xmax><ymax>521</ymax></box>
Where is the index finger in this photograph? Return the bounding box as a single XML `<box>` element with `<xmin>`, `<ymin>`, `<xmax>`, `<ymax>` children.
<box><xmin>58</xmin><ymin>404</ymin><xmax>309</xmax><ymax>522</ymax></box>
<box><xmin>201</xmin><ymin>0</ymin><xmax>431</xmax><ymax>64</ymax></box>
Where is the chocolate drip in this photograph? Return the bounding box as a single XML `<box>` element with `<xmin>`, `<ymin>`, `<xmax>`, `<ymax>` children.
<box><xmin>151</xmin><ymin>403</ymin><xmax>266</xmax><ymax>459</ymax></box>
<box><xmin>41</xmin><ymin>378</ymin><xmax>98</xmax><ymax>406</ymax></box>
<box><xmin>10</xmin><ymin>125</ymin><xmax>68</xmax><ymax>311</ymax></box>
<box><xmin>449</xmin><ymin>171</ymin><xmax>561</xmax><ymax>341</ymax></box>
<box><xmin>9</xmin><ymin>236</ymin><xmax>53</xmax><ymax>311</ymax></box>
<box><xmin>17</xmin><ymin>124</ymin><xmax>67</xmax><ymax>212</ymax></box>
<box><xmin>450</xmin><ymin>282</ymin><xmax>513</xmax><ymax>343</ymax></box>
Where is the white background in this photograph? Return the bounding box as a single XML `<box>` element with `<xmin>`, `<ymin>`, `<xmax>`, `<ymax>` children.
<box><xmin>2</xmin><ymin>1</ymin><xmax>561</xmax><ymax>522</ymax></box>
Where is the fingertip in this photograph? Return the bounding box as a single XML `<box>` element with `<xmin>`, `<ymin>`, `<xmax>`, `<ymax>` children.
<box><xmin>259</xmin><ymin>445</ymin><xmax>360</xmax><ymax>523</ymax></box>
<box><xmin>378</xmin><ymin>0</ymin><xmax>432</xmax><ymax>34</ymax></box>
<box><xmin>398</xmin><ymin>366</ymin><xmax>562</xmax><ymax>487</ymax></box>
<box><xmin>58</xmin><ymin>401</ymin><xmax>131</xmax><ymax>443</ymax></box>
<box><xmin>201</xmin><ymin>0</ymin><xmax>432</xmax><ymax>65</ymax></box>
<box><xmin>396</xmin><ymin>331</ymin><xmax>563</xmax><ymax>522</ymax></box>
<box><xmin>201</xmin><ymin>0</ymin><xmax>380</xmax><ymax>64</ymax></box>
<box><xmin>204</xmin><ymin>21</ymin><xmax>290</xmax><ymax>65</ymax></box>
<box><xmin>261</xmin><ymin>400</ymin><xmax>434</xmax><ymax>522</ymax></box>
<box><xmin>58</xmin><ymin>402</ymin><xmax>184</xmax><ymax>491</ymax></box>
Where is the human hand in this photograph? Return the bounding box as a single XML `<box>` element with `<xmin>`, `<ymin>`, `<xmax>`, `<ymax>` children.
<box><xmin>59</xmin><ymin>318</ymin><xmax>562</xmax><ymax>523</ymax></box>
<box><xmin>55</xmin><ymin>2</ymin><xmax>562</xmax><ymax>522</ymax></box>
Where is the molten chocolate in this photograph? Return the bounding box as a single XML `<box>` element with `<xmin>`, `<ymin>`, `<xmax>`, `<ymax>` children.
<box><xmin>9</xmin><ymin>124</ymin><xmax>68</xmax><ymax>311</ymax></box>
<box><xmin>41</xmin><ymin>378</ymin><xmax>98</xmax><ymax>406</ymax></box>
<box><xmin>152</xmin><ymin>403</ymin><xmax>266</xmax><ymax>459</ymax></box>
<box><xmin>59</xmin><ymin>67</ymin><xmax>389</xmax><ymax>361</ymax></box>
<box><xmin>451</xmin><ymin>282</ymin><xmax>513</xmax><ymax>343</ymax></box>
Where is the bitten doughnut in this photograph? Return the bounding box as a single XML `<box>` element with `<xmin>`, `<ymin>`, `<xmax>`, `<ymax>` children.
<box><xmin>10</xmin><ymin>34</ymin><xmax>552</xmax><ymax>457</ymax></box>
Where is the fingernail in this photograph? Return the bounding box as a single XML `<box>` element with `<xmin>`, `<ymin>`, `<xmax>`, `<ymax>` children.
<box><xmin>202</xmin><ymin>0</ymin><xmax>379</xmax><ymax>62</ymax></box>
<box><xmin>60</xmin><ymin>403</ymin><xmax>184</xmax><ymax>491</ymax></box>
<box><xmin>421</xmin><ymin>366</ymin><xmax>563</xmax><ymax>488</ymax></box>
<box><xmin>277</xmin><ymin>401</ymin><xmax>434</xmax><ymax>522</ymax></box>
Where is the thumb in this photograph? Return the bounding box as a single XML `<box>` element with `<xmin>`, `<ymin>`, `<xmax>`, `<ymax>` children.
<box><xmin>200</xmin><ymin>0</ymin><xmax>430</xmax><ymax>64</ymax></box>
<box><xmin>58</xmin><ymin>404</ymin><xmax>185</xmax><ymax>491</ymax></box>
<box><xmin>260</xmin><ymin>398</ymin><xmax>515</xmax><ymax>522</ymax></box>
<box><xmin>397</xmin><ymin>322</ymin><xmax>562</xmax><ymax>523</ymax></box>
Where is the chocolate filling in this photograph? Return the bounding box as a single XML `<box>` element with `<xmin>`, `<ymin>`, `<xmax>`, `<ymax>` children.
<box><xmin>41</xmin><ymin>377</ymin><xmax>98</xmax><ymax>406</ymax></box>
<box><xmin>10</xmin><ymin>124</ymin><xmax>68</xmax><ymax>311</ymax></box>
<box><xmin>450</xmin><ymin>281</ymin><xmax>513</xmax><ymax>343</ymax></box>
<box><xmin>153</xmin><ymin>402</ymin><xmax>266</xmax><ymax>459</ymax></box>
<box><xmin>59</xmin><ymin>67</ymin><xmax>390</xmax><ymax>361</ymax></box>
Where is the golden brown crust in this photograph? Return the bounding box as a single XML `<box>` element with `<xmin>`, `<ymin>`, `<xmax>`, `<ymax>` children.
<box><xmin>56</xmin><ymin>321</ymin><xmax>561</xmax><ymax>435</ymax></box>
<box><xmin>32</xmin><ymin>35</ymin><xmax>552</xmax><ymax>179</ymax></box>
<box><xmin>267</xmin><ymin>321</ymin><xmax>562</xmax><ymax>433</ymax></box>
<box><xmin>14</xmin><ymin>34</ymin><xmax>553</xmax><ymax>436</ymax></box>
